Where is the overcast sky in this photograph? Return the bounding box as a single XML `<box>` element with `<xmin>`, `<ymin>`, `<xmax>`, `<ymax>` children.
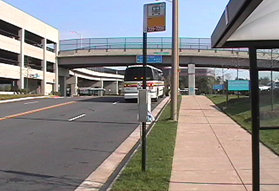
<box><xmin>3</xmin><ymin>0</ymin><xmax>230</xmax><ymax>39</ymax></box>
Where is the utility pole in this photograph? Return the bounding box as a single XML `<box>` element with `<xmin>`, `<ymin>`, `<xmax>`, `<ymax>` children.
<box><xmin>171</xmin><ymin>0</ymin><xmax>179</xmax><ymax>121</ymax></box>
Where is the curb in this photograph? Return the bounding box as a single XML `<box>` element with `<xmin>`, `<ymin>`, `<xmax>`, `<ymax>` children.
<box><xmin>74</xmin><ymin>97</ymin><xmax>170</xmax><ymax>191</ymax></box>
<box><xmin>0</xmin><ymin>96</ymin><xmax>51</xmax><ymax>104</ymax></box>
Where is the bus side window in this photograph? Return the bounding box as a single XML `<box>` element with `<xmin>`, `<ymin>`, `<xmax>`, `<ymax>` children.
<box><xmin>153</xmin><ymin>69</ymin><xmax>160</xmax><ymax>81</ymax></box>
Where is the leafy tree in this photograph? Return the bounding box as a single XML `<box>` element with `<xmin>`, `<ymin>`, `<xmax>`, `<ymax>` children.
<box><xmin>259</xmin><ymin>77</ymin><xmax>270</xmax><ymax>86</ymax></box>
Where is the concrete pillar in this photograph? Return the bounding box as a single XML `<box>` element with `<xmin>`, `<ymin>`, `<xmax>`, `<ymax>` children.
<box><xmin>116</xmin><ymin>80</ymin><xmax>119</xmax><ymax>95</ymax></box>
<box><xmin>17</xmin><ymin>29</ymin><xmax>25</xmax><ymax>89</ymax></box>
<box><xmin>188</xmin><ymin>64</ymin><xmax>195</xmax><ymax>95</ymax></box>
<box><xmin>41</xmin><ymin>38</ymin><xmax>47</xmax><ymax>95</ymax></box>
<box><xmin>104</xmin><ymin>81</ymin><xmax>118</xmax><ymax>95</ymax></box>
<box><xmin>63</xmin><ymin>76</ymin><xmax>67</xmax><ymax>97</ymax></box>
<box><xmin>54</xmin><ymin>43</ymin><xmax>59</xmax><ymax>92</ymax></box>
<box><xmin>67</xmin><ymin>75</ymin><xmax>78</xmax><ymax>96</ymax></box>
<box><xmin>100</xmin><ymin>79</ymin><xmax>104</xmax><ymax>96</ymax></box>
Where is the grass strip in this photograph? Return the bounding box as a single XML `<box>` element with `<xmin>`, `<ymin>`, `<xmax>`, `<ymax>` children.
<box><xmin>0</xmin><ymin>94</ymin><xmax>42</xmax><ymax>101</ymax></box>
<box><xmin>111</xmin><ymin>100</ymin><xmax>179</xmax><ymax>191</ymax></box>
<box><xmin>207</xmin><ymin>94</ymin><xmax>279</xmax><ymax>154</ymax></box>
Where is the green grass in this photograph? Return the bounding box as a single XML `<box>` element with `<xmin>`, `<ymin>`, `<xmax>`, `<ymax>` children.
<box><xmin>0</xmin><ymin>94</ymin><xmax>42</xmax><ymax>100</ymax></box>
<box><xmin>111</xmin><ymin>101</ymin><xmax>179</xmax><ymax>191</ymax></box>
<box><xmin>207</xmin><ymin>94</ymin><xmax>279</xmax><ymax>154</ymax></box>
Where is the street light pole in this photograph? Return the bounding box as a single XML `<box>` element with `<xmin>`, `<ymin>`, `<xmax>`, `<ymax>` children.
<box><xmin>171</xmin><ymin>0</ymin><xmax>179</xmax><ymax>121</ymax></box>
<box><xmin>71</xmin><ymin>31</ymin><xmax>82</xmax><ymax>49</ymax></box>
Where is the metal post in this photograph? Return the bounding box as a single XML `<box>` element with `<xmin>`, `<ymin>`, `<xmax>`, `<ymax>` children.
<box><xmin>171</xmin><ymin>0</ymin><xmax>179</xmax><ymax>121</ymax></box>
<box><xmin>142</xmin><ymin>32</ymin><xmax>147</xmax><ymax>171</ymax></box>
<box><xmin>249</xmin><ymin>47</ymin><xmax>260</xmax><ymax>191</ymax></box>
<box><xmin>237</xmin><ymin>54</ymin><xmax>240</xmax><ymax>99</ymax></box>
<box><xmin>222</xmin><ymin>67</ymin><xmax>225</xmax><ymax>95</ymax></box>
<box><xmin>271</xmin><ymin>50</ymin><xmax>274</xmax><ymax>111</ymax></box>
<box><xmin>124</xmin><ymin>38</ymin><xmax>127</xmax><ymax>51</ymax></box>
<box><xmin>226</xmin><ymin>80</ymin><xmax>229</xmax><ymax>107</ymax></box>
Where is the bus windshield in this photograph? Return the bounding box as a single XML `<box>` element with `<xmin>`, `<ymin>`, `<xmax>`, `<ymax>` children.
<box><xmin>124</xmin><ymin>67</ymin><xmax>153</xmax><ymax>81</ymax></box>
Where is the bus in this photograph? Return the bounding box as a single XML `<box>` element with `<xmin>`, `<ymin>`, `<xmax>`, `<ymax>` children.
<box><xmin>123</xmin><ymin>65</ymin><xmax>165</xmax><ymax>101</ymax></box>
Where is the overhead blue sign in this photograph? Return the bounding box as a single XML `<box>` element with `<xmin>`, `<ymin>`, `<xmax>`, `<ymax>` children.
<box><xmin>213</xmin><ymin>84</ymin><xmax>224</xmax><ymax>90</ymax></box>
<box><xmin>136</xmin><ymin>55</ymin><xmax>163</xmax><ymax>63</ymax></box>
<box><xmin>228</xmin><ymin>80</ymin><xmax>250</xmax><ymax>91</ymax></box>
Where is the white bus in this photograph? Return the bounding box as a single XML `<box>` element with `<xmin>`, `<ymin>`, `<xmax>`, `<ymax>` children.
<box><xmin>123</xmin><ymin>65</ymin><xmax>165</xmax><ymax>101</ymax></box>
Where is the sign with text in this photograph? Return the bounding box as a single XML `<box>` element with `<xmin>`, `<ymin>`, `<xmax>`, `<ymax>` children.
<box><xmin>136</xmin><ymin>55</ymin><xmax>163</xmax><ymax>63</ymax></box>
<box><xmin>144</xmin><ymin>2</ymin><xmax>166</xmax><ymax>33</ymax></box>
<box><xmin>213</xmin><ymin>84</ymin><xmax>225</xmax><ymax>90</ymax></box>
<box><xmin>228</xmin><ymin>80</ymin><xmax>250</xmax><ymax>91</ymax></box>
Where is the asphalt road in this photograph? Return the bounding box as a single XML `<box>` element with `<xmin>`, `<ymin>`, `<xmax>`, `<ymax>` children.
<box><xmin>0</xmin><ymin>96</ymin><xmax>162</xmax><ymax>191</ymax></box>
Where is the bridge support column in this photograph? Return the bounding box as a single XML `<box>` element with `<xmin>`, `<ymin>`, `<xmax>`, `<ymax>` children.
<box><xmin>66</xmin><ymin>75</ymin><xmax>78</xmax><ymax>96</ymax></box>
<box><xmin>188</xmin><ymin>64</ymin><xmax>195</xmax><ymax>95</ymax></box>
<box><xmin>100</xmin><ymin>80</ymin><xmax>104</xmax><ymax>96</ymax></box>
<box><xmin>116</xmin><ymin>80</ymin><xmax>119</xmax><ymax>95</ymax></box>
<box><xmin>63</xmin><ymin>76</ymin><xmax>67</xmax><ymax>97</ymax></box>
<box><xmin>104</xmin><ymin>81</ymin><xmax>118</xmax><ymax>95</ymax></box>
<box><xmin>91</xmin><ymin>80</ymin><xmax>104</xmax><ymax>96</ymax></box>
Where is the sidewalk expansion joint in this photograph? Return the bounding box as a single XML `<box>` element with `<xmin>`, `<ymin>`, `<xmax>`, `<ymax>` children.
<box><xmin>194</xmin><ymin>96</ymin><xmax>249</xmax><ymax>191</ymax></box>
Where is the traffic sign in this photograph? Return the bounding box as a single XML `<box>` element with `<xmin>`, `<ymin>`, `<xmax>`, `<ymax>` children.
<box><xmin>136</xmin><ymin>55</ymin><xmax>163</xmax><ymax>63</ymax></box>
<box><xmin>213</xmin><ymin>84</ymin><xmax>225</xmax><ymax>90</ymax></box>
<box><xmin>228</xmin><ymin>80</ymin><xmax>250</xmax><ymax>91</ymax></box>
<box><xmin>144</xmin><ymin>2</ymin><xmax>166</xmax><ymax>33</ymax></box>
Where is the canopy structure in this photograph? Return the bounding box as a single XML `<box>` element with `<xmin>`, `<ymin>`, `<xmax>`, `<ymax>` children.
<box><xmin>212</xmin><ymin>0</ymin><xmax>279</xmax><ymax>48</ymax></box>
<box><xmin>211</xmin><ymin>1</ymin><xmax>279</xmax><ymax>191</ymax></box>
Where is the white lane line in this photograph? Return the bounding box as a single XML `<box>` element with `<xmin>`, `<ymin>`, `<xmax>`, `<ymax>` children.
<box><xmin>68</xmin><ymin>114</ymin><xmax>86</xmax><ymax>122</ymax></box>
<box><xmin>112</xmin><ymin>101</ymin><xmax>119</xmax><ymax>105</ymax></box>
<box><xmin>24</xmin><ymin>101</ymin><xmax>39</xmax><ymax>105</ymax></box>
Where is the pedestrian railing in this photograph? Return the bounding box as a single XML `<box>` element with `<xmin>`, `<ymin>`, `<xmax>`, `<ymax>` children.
<box><xmin>59</xmin><ymin>37</ymin><xmax>248</xmax><ymax>52</ymax></box>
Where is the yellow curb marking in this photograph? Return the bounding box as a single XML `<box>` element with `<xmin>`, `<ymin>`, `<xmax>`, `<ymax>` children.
<box><xmin>0</xmin><ymin>101</ymin><xmax>76</xmax><ymax>121</ymax></box>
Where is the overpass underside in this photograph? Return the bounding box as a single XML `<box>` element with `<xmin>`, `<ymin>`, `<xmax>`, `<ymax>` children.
<box><xmin>58</xmin><ymin>49</ymin><xmax>276</xmax><ymax>70</ymax></box>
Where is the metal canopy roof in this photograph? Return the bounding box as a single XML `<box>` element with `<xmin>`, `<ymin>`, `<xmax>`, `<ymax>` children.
<box><xmin>210</xmin><ymin>0</ymin><xmax>279</xmax><ymax>48</ymax></box>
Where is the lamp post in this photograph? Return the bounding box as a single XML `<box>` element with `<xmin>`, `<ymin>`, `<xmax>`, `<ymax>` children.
<box><xmin>155</xmin><ymin>0</ymin><xmax>179</xmax><ymax>121</ymax></box>
<box><xmin>71</xmin><ymin>31</ymin><xmax>82</xmax><ymax>49</ymax></box>
<box><xmin>171</xmin><ymin>0</ymin><xmax>179</xmax><ymax>121</ymax></box>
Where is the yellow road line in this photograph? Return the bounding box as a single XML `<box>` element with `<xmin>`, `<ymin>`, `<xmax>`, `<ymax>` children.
<box><xmin>0</xmin><ymin>101</ymin><xmax>76</xmax><ymax>121</ymax></box>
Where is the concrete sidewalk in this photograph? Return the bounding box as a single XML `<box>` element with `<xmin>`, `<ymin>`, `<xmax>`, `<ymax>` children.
<box><xmin>169</xmin><ymin>96</ymin><xmax>279</xmax><ymax>191</ymax></box>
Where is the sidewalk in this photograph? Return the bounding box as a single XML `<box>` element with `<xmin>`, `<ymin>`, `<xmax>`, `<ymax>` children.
<box><xmin>169</xmin><ymin>96</ymin><xmax>279</xmax><ymax>191</ymax></box>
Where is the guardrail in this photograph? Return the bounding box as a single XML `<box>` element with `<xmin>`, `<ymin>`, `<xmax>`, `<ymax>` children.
<box><xmin>59</xmin><ymin>37</ymin><xmax>248</xmax><ymax>52</ymax></box>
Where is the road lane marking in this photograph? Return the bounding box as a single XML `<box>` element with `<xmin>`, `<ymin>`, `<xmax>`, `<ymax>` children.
<box><xmin>68</xmin><ymin>114</ymin><xmax>86</xmax><ymax>122</ymax></box>
<box><xmin>0</xmin><ymin>101</ymin><xmax>76</xmax><ymax>121</ymax></box>
<box><xmin>24</xmin><ymin>101</ymin><xmax>39</xmax><ymax>105</ymax></box>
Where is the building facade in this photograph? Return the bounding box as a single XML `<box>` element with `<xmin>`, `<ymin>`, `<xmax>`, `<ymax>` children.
<box><xmin>0</xmin><ymin>0</ymin><xmax>59</xmax><ymax>95</ymax></box>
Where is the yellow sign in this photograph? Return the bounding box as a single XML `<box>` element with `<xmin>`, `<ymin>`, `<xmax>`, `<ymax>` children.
<box><xmin>144</xmin><ymin>2</ymin><xmax>166</xmax><ymax>33</ymax></box>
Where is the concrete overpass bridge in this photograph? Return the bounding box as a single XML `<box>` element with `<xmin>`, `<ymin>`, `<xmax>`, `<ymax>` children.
<box><xmin>58</xmin><ymin>37</ymin><xmax>279</xmax><ymax>96</ymax></box>
<box><xmin>58</xmin><ymin>37</ymin><xmax>277</xmax><ymax>70</ymax></box>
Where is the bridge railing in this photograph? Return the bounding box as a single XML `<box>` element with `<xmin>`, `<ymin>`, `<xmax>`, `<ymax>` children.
<box><xmin>59</xmin><ymin>37</ymin><xmax>248</xmax><ymax>52</ymax></box>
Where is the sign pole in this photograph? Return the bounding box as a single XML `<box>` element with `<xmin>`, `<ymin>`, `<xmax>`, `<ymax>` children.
<box><xmin>142</xmin><ymin>31</ymin><xmax>147</xmax><ymax>172</ymax></box>
<box><xmin>141</xmin><ymin>1</ymin><xmax>166</xmax><ymax>172</ymax></box>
